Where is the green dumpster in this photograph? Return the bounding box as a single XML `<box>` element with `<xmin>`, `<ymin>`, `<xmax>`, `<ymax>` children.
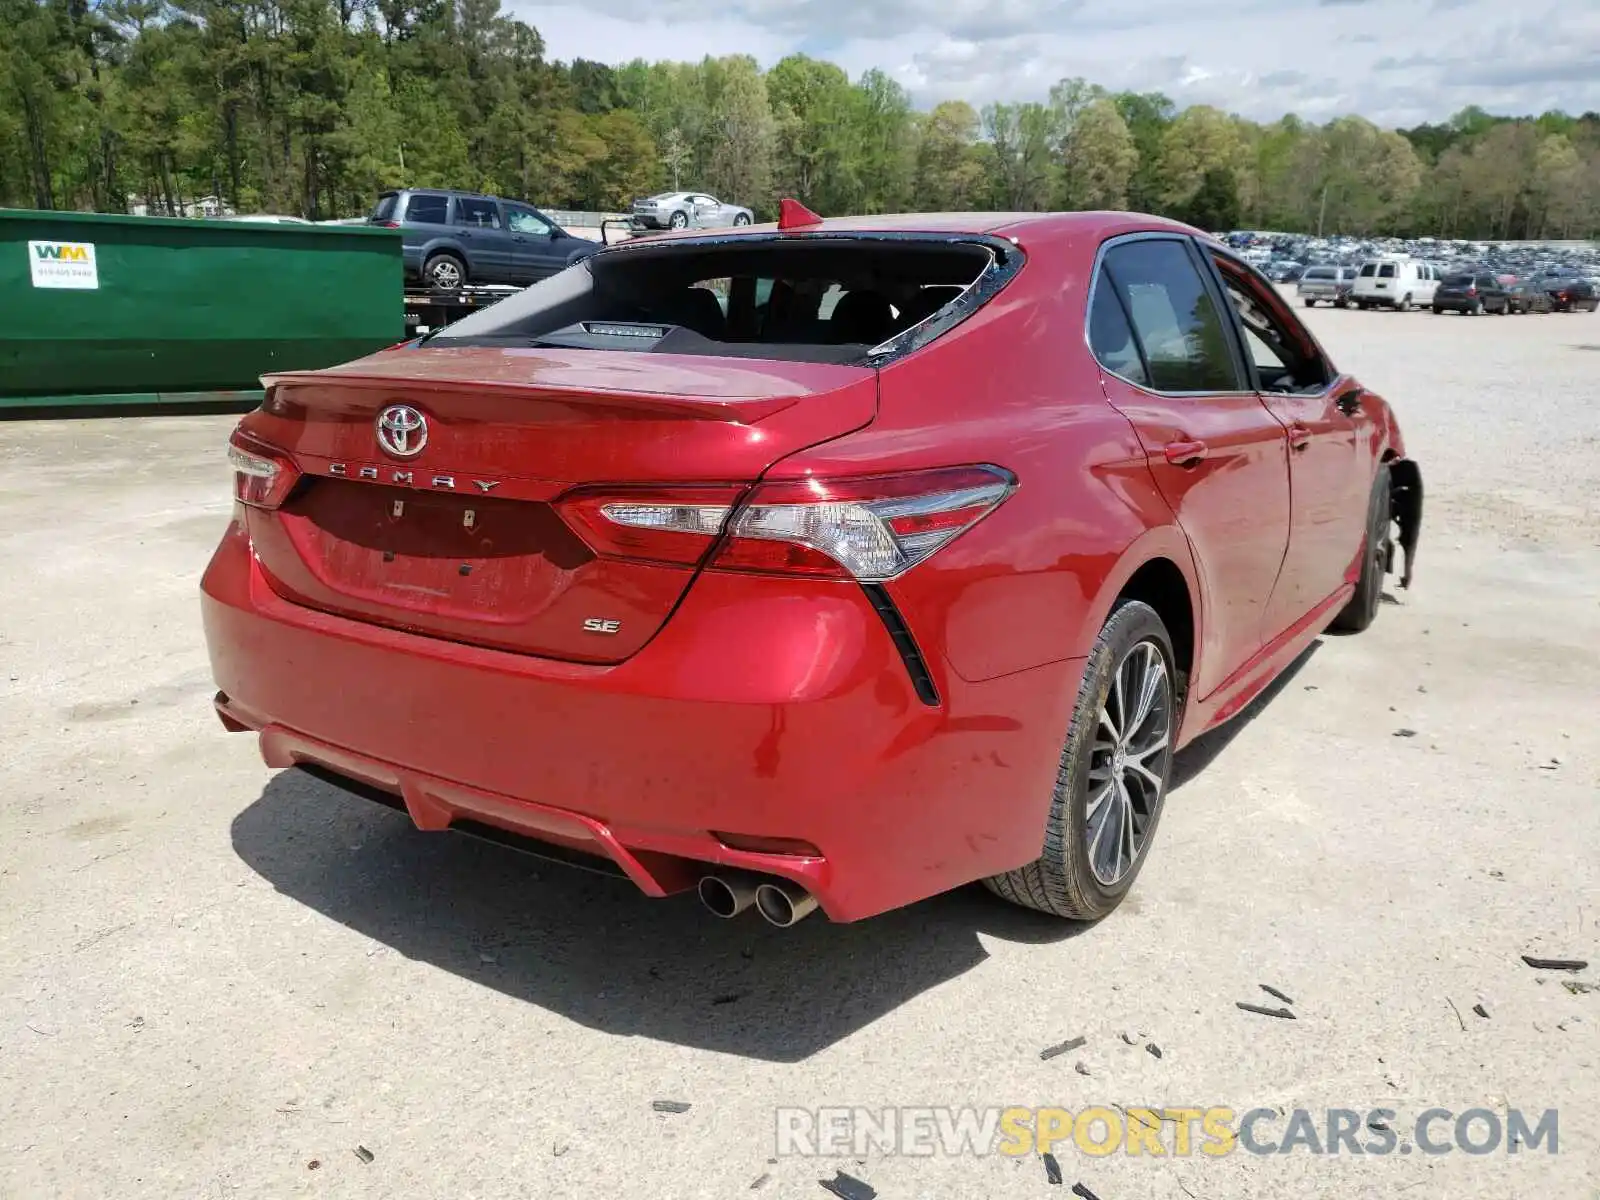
<box><xmin>0</xmin><ymin>209</ymin><xmax>403</xmax><ymax>409</ymax></box>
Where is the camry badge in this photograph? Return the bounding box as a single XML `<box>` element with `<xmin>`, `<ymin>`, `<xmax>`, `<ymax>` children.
<box><xmin>376</xmin><ymin>405</ymin><xmax>428</xmax><ymax>459</ymax></box>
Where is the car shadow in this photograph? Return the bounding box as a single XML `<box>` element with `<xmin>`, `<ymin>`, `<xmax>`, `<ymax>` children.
<box><xmin>230</xmin><ymin>641</ymin><xmax>1320</xmax><ymax>1061</ymax></box>
<box><xmin>1169</xmin><ymin>639</ymin><xmax>1322</xmax><ymax>791</ymax></box>
<box><xmin>231</xmin><ymin>771</ymin><xmax>1090</xmax><ymax>1062</ymax></box>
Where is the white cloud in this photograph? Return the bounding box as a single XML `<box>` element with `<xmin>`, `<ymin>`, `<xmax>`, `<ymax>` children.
<box><xmin>512</xmin><ymin>0</ymin><xmax>1600</xmax><ymax>127</ymax></box>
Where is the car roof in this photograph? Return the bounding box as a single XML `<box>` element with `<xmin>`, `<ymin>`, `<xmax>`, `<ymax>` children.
<box><xmin>624</xmin><ymin>210</ymin><xmax>1202</xmax><ymax>245</ymax></box>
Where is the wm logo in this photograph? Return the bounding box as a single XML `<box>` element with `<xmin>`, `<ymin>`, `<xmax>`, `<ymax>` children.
<box><xmin>34</xmin><ymin>243</ymin><xmax>90</xmax><ymax>261</ymax></box>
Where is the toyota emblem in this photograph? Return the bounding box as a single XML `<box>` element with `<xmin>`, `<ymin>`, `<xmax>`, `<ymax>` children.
<box><xmin>376</xmin><ymin>405</ymin><xmax>428</xmax><ymax>458</ymax></box>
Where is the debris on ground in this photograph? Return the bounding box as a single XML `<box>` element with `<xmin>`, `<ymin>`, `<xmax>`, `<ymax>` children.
<box><xmin>1071</xmin><ymin>1183</ymin><xmax>1104</xmax><ymax>1200</ymax></box>
<box><xmin>750</xmin><ymin>1172</ymin><xmax>770</xmax><ymax>1189</ymax></box>
<box><xmin>1040</xmin><ymin>1036</ymin><xmax>1086</xmax><ymax>1060</ymax></box>
<box><xmin>1120</xmin><ymin>1032</ymin><xmax>1137</xmax><ymax>1045</ymax></box>
<box><xmin>1236</xmin><ymin>1002</ymin><xmax>1296</xmax><ymax>1020</ymax></box>
<box><xmin>1074</xmin><ymin>1062</ymin><xmax>1091</xmax><ymax>1076</ymax></box>
<box><xmin>307</xmin><ymin>1160</ymin><xmax>321</xmax><ymax>1171</ymax></box>
<box><xmin>1043</xmin><ymin>1152</ymin><xmax>1063</xmax><ymax>1185</ymax></box>
<box><xmin>1393</xmin><ymin>728</ymin><xmax>1417</xmax><ymax>738</ymax></box>
<box><xmin>552</xmin><ymin>1143</ymin><xmax>568</xmax><ymax>1157</ymax></box>
<box><xmin>652</xmin><ymin>1100</ymin><xmax>692</xmax><ymax>1114</ymax></box>
<box><xmin>1146</xmin><ymin>1043</ymin><xmax>1163</xmax><ymax>1059</ymax></box>
<box><xmin>1259</xmin><ymin>984</ymin><xmax>1295</xmax><ymax>1005</ymax></box>
<box><xmin>1367</xmin><ymin>1116</ymin><xmax>1389</xmax><ymax>1132</ymax></box>
<box><xmin>1446</xmin><ymin>997</ymin><xmax>1467</xmax><ymax>1031</ymax></box>
<box><xmin>1563</xmin><ymin>981</ymin><xmax>1596</xmax><ymax>995</ymax></box>
<box><xmin>712</xmin><ymin>992</ymin><xmax>747</xmax><ymax>1006</ymax></box>
<box><xmin>1521</xmin><ymin>956</ymin><xmax>1589</xmax><ymax>972</ymax></box>
<box><xmin>817</xmin><ymin>1169</ymin><xmax>876</xmax><ymax>1200</ymax></box>
<box><xmin>1473</xmin><ymin>1003</ymin><xmax>1490</xmax><ymax>1019</ymax></box>
<box><xmin>354</xmin><ymin>1145</ymin><xmax>375</xmax><ymax>1164</ymax></box>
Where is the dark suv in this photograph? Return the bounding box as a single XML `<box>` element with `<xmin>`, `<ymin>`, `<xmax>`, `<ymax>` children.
<box><xmin>370</xmin><ymin>189</ymin><xmax>599</xmax><ymax>291</ymax></box>
<box><xmin>1432</xmin><ymin>272</ymin><xmax>1509</xmax><ymax>315</ymax></box>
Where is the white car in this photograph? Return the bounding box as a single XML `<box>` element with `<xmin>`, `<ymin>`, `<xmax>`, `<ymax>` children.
<box><xmin>1351</xmin><ymin>258</ymin><xmax>1440</xmax><ymax>311</ymax></box>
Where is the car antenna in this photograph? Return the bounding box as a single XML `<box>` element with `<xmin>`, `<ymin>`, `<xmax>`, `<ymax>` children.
<box><xmin>777</xmin><ymin>198</ymin><xmax>823</xmax><ymax>230</ymax></box>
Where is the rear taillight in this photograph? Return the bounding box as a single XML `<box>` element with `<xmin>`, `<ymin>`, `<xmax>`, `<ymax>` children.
<box><xmin>558</xmin><ymin>466</ymin><xmax>1015</xmax><ymax>582</ymax></box>
<box><xmin>227</xmin><ymin>431</ymin><xmax>300</xmax><ymax>509</ymax></box>
<box><xmin>1466</xmin><ymin>286</ymin><xmax>1477</xmax><ymax>295</ymax></box>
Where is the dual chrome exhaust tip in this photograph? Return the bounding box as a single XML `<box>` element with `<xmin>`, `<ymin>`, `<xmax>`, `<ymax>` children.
<box><xmin>696</xmin><ymin>873</ymin><xmax>819</xmax><ymax>927</ymax></box>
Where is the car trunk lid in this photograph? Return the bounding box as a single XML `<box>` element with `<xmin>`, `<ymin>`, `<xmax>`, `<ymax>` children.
<box><xmin>238</xmin><ymin>346</ymin><xmax>877</xmax><ymax>662</ymax></box>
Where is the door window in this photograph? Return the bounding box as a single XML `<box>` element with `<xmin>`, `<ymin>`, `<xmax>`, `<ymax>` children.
<box><xmin>453</xmin><ymin>197</ymin><xmax>501</xmax><ymax>229</ymax></box>
<box><xmin>1378</xmin><ymin>263</ymin><xmax>1397</xmax><ymax>279</ymax></box>
<box><xmin>1087</xmin><ymin>282</ymin><xmax>1149</xmax><ymax>386</ymax></box>
<box><xmin>1097</xmin><ymin>239</ymin><xmax>1244</xmax><ymax>393</ymax></box>
<box><xmin>506</xmin><ymin>205</ymin><xmax>554</xmax><ymax>235</ymax></box>
<box><xmin>403</xmin><ymin>194</ymin><xmax>448</xmax><ymax>224</ymax></box>
<box><xmin>1210</xmin><ymin>253</ymin><xmax>1333</xmax><ymax>393</ymax></box>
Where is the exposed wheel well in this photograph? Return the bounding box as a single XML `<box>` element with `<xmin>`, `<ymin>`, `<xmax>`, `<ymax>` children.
<box><xmin>1116</xmin><ymin>558</ymin><xmax>1194</xmax><ymax>700</ymax></box>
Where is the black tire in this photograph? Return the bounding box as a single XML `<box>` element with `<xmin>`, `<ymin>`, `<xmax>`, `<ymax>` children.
<box><xmin>424</xmin><ymin>252</ymin><xmax>466</xmax><ymax>293</ymax></box>
<box><xmin>1330</xmin><ymin>463</ymin><xmax>1392</xmax><ymax>634</ymax></box>
<box><xmin>1431</xmin><ymin>306</ymin><xmax>1443</xmax><ymax>315</ymax></box>
<box><xmin>1303</xmin><ymin>298</ymin><xmax>1316</xmax><ymax>307</ymax></box>
<box><xmin>1469</xmin><ymin>299</ymin><xmax>1482</xmax><ymax>315</ymax></box>
<box><xmin>984</xmin><ymin>600</ymin><xmax>1178</xmax><ymax>920</ymax></box>
<box><xmin>733</xmin><ymin>213</ymin><xmax>751</xmax><ymax>226</ymax></box>
<box><xmin>1335</xmin><ymin>298</ymin><xmax>1349</xmax><ymax>308</ymax></box>
<box><xmin>1397</xmin><ymin>294</ymin><xmax>1413</xmax><ymax>312</ymax></box>
<box><xmin>669</xmin><ymin>210</ymin><xmax>689</xmax><ymax>230</ymax></box>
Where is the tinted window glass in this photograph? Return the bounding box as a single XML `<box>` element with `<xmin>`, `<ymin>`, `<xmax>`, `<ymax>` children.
<box><xmin>1444</xmin><ymin>274</ymin><xmax>1474</xmax><ymax>286</ymax></box>
<box><xmin>1359</xmin><ymin>263</ymin><xmax>1376</xmax><ymax>277</ymax></box>
<box><xmin>1378</xmin><ymin>263</ymin><xmax>1397</xmax><ymax>278</ymax></box>
<box><xmin>1088</xmin><ymin>282</ymin><xmax>1148</xmax><ymax>386</ymax></box>
<box><xmin>405</xmin><ymin>194</ymin><xmax>448</xmax><ymax>224</ymax></box>
<box><xmin>370</xmin><ymin>193</ymin><xmax>398</xmax><ymax>222</ymax></box>
<box><xmin>1101</xmin><ymin>240</ymin><xmax>1242</xmax><ymax>392</ymax></box>
<box><xmin>454</xmin><ymin>197</ymin><xmax>501</xmax><ymax>229</ymax></box>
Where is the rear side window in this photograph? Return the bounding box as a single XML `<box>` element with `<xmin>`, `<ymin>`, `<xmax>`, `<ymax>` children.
<box><xmin>370</xmin><ymin>193</ymin><xmax>398</xmax><ymax>222</ymax></box>
<box><xmin>1087</xmin><ymin>284</ymin><xmax>1148</xmax><ymax>386</ymax></box>
<box><xmin>454</xmin><ymin>197</ymin><xmax>501</xmax><ymax>229</ymax></box>
<box><xmin>1097</xmin><ymin>240</ymin><xmax>1243</xmax><ymax>393</ymax></box>
<box><xmin>1359</xmin><ymin>263</ymin><xmax>1377</xmax><ymax>277</ymax></box>
<box><xmin>1378</xmin><ymin>264</ymin><xmax>1397</xmax><ymax>278</ymax></box>
<box><xmin>404</xmin><ymin>194</ymin><xmax>448</xmax><ymax>224</ymax></box>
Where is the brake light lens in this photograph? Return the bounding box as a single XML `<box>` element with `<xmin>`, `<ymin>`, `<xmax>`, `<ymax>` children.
<box><xmin>227</xmin><ymin>431</ymin><xmax>300</xmax><ymax>509</ymax></box>
<box><xmin>558</xmin><ymin>466</ymin><xmax>1015</xmax><ymax>582</ymax></box>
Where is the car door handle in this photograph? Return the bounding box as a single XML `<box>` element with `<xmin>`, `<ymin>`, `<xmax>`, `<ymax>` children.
<box><xmin>1163</xmin><ymin>439</ymin><xmax>1208</xmax><ymax>466</ymax></box>
<box><xmin>1335</xmin><ymin>387</ymin><xmax>1362</xmax><ymax>416</ymax></box>
<box><xmin>1288</xmin><ymin>422</ymin><xmax>1312</xmax><ymax>451</ymax></box>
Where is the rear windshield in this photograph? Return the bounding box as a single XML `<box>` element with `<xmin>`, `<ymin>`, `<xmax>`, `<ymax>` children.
<box><xmin>428</xmin><ymin>237</ymin><xmax>1004</xmax><ymax>364</ymax></box>
<box><xmin>370</xmin><ymin>193</ymin><xmax>398</xmax><ymax>222</ymax></box>
<box><xmin>1444</xmin><ymin>274</ymin><xmax>1474</xmax><ymax>286</ymax></box>
<box><xmin>1302</xmin><ymin>267</ymin><xmax>1335</xmax><ymax>280</ymax></box>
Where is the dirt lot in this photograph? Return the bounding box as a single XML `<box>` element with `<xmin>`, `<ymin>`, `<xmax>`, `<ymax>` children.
<box><xmin>2</xmin><ymin>303</ymin><xmax>1597</xmax><ymax>1198</ymax></box>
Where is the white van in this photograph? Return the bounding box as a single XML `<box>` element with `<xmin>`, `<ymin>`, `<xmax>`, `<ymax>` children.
<box><xmin>1351</xmin><ymin>258</ymin><xmax>1440</xmax><ymax>310</ymax></box>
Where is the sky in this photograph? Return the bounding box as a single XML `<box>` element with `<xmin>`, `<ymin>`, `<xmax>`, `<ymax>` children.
<box><xmin>511</xmin><ymin>0</ymin><xmax>1600</xmax><ymax>129</ymax></box>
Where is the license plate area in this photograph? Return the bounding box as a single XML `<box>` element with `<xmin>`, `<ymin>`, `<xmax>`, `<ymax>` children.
<box><xmin>281</xmin><ymin>481</ymin><xmax>592</xmax><ymax>616</ymax></box>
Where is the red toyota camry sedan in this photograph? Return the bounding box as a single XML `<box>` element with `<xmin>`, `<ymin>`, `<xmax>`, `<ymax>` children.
<box><xmin>202</xmin><ymin>209</ymin><xmax>1422</xmax><ymax>926</ymax></box>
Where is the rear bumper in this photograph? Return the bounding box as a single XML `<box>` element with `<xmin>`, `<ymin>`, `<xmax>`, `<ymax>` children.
<box><xmin>202</xmin><ymin>523</ymin><xmax>1081</xmax><ymax>921</ymax></box>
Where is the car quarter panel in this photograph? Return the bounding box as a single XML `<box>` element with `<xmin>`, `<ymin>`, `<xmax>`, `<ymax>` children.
<box><xmin>764</xmin><ymin>230</ymin><xmax>1194</xmax><ymax>686</ymax></box>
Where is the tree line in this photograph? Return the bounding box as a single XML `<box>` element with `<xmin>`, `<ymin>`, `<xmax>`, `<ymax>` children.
<box><xmin>4</xmin><ymin>0</ymin><xmax>1599</xmax><ymax>239</ymax></box>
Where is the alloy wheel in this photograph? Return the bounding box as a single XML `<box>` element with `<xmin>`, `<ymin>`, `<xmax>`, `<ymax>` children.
<box><xmin>429</xmin><ymin>259</ymin><xmax>461</xmax><ymax>289</ymax></box>
<box><xmin>1085</xmin><ymin>640</ymin><xmax>1174</xmax><ymax>886</ymax></box>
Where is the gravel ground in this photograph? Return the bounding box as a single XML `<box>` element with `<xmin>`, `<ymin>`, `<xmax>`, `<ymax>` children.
<box><xmin>2</xmin><ymin>303</ymin><xmax>1597</xmax><ymax>1199</ymax></box>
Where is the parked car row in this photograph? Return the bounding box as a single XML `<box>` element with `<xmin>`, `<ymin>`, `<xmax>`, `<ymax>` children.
<box><xmin>1293</xmin><ymin>255</ymin><xmax>1598</xmax><ymax>315</ymax></box>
